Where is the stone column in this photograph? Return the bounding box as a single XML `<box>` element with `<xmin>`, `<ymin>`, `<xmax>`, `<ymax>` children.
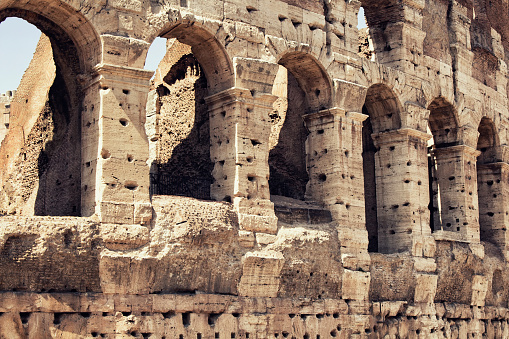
<box><xmin>304</xmin><ymin>108</ymin><xmax>368</xmax><ymax>230</ymax></box>
<box><xmin>81</xmin><ymin>64</ymin><xmax>153</xmax><ymax>225</ymax></box>
<box><xmin>371</xmin><ymin>128</ymin><xmax>431</xmax><ymax>253</ymax></box>
<box><xmin>477</xmin><ymin>162</ymin><xmax>509</xmax><ymax>259</ymax></box>
<box><xmin>430</xmin><ymin>145</ymin><xmax>481</xmax><ymax>242</ymax></box>
<box><xmin>206</xmin><ymin>88</ymin><xmax>278</xmax><ymax>234</ymax></box>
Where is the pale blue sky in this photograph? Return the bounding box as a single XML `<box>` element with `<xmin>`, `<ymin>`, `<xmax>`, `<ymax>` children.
<box><xmin>0</xmin><ymin>18</ymin><xmax>41</xmax><ymax>94</ymax></box>
<box><xmin>0</xmin><ymin>9</ymin><xmax>366</xmax><ymax>94</ymax></box>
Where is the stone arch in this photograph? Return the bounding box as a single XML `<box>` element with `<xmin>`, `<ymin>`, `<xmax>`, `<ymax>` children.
<box><xmin>476</xmin><ymin>117</ymin><xmax>502</xmax><ymax>246</ymax></box>
<box><xmin>363</xmin><ymin>83</ymin><xmax>403</xmax><ymax>133</ymax></box>
<box><xmin>268</xmin><ymin>51</ymin><xmax>332</xmax><ymax>203</ymax></box>
<box><xmin>150</xmin><ymin>22</ymin><xmax>234</xmax><ymax>95</ymax></box>
<box><xmin>361</xmin><ymin>83</ymin><xmax>403</xmax><ymax>252</ymax></box>
<box><xmin>0</xmin><ymin>4</ymin><xmax>101</xmax><ymax>72</ymax></box>
<box><xmin>277</xmin><ymin>51</ymin><xmax>332</xmax><ymax>113</ymax></box>
<box><xmin>0</xmin><ymin>4</ymin><xmax>100</xmax><ymax>216</ymax></box>
<box><xmin>477</xmin><ymin>117</ymin><xmax>499</xmax><ymax>152</ymax></box>
<box><xmin>427</xmin><ymin>97</ymin><xmax>460</xmax><ymax>147</ymax></box>
<box><xmin>145</xmin><ymin>22</ymin><xmax>235</xmax><ymax>200</ymax></box>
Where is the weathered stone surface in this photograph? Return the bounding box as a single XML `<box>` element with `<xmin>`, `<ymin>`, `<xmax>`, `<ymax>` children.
<box><xmin>1</xmin><ymin>0</ymin><xmax>509</xmax><ymax>336</ymax></box>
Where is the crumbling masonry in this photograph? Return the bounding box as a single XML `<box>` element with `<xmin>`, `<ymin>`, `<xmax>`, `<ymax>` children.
<box><xmin>1</xmin><ymin>0</ymin><xmax>509</xmax><ymax>337</ymax></box>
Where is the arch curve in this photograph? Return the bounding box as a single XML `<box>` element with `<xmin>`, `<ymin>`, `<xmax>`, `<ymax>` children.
<box><xmin>277</xmin><ymin>51</ymin><xmax>332</xmax><ymax>112</ymax></box>
<box><xmin>152</xmin><ymin>22</ymin><xmax>234</xmax><ymax>95</ymax></box>
<box><xmin>363</xmin><ymin>83</ymin><xmax>403</xmax><ymax>133</ymax></box>
<box><xmin>427</xmin><ymin>97</ymin><xmax>460</xmax><ymax>147</ymax></box>
<box><xmin>0</xmin><ymin>3</ymin><xmax>101</xmax><ymax>73</ymax></box>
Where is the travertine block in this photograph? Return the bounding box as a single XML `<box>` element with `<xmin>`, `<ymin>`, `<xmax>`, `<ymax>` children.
<box><xmin>238</xmin><ymin>251</ymin><xmax>284</xmax><ymax>297</ymax></box>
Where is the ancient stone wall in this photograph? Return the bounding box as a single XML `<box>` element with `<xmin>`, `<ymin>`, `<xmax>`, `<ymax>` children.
<box><xmin>0</xmin><ymin>91</ymin><xmax>13</xmax><ymax>146</ymax></box>
<box><xmin>1</xmin><ymin>0</ymin><xmax>509</xmax><ymax>337</ymax></box>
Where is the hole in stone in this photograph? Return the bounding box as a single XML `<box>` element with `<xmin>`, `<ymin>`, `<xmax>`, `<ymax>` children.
<box><xmin>251</xmin><ymin>139</ymin><xmax>261</xmax><ymax>146</ymax></box>
<box><xmin>449</xmin><ymin>176</ymin><xmax>455</xmax><ymax>181</ymax></box>
<box><xmin>387</xmin><ymin>164</ymin><xmax>391</xmax><ymax>168</ymax></box>
<box><xmin>418</xmin><ymin>180</ymin><xmax>422</xmax><ymax>185</ymax></box>
<box><xmin>91</xmin><ymin>333</ymin><xmax>99</xmax><ymax>338</ymax></box>
<box><xmin>182</xmin><ymin>312</ymin><xmax>191</xmax><ymax>327</ymax></box>
<box><xmin>389</xmin><ymin>146</ymin><xmax>395</xmax><ymax>151</ymax></box>
<box><xmin>223</xmin><ymin>196</ymin><xmax>232</xmax><ymax>203</ymax></box>
<box><xmin>330</xmin><ymin>330</ymin><xmax>337</xmax><ymax>337</ymax></box>
<box><xmin>488</xmin><ymin>212</ymin><xmax>494</xmax><ymax>217</ymax></box>
<box><xmin>20</xmin><ymin>312</ymin><xmax>30</xmax><ymax>324</ymax></box>
<box><xmin>127</xmin><ymin>154</ymin><xmax>134</xmax><ymax>162</ymax></box>
<box><xmin>318</xmin><ymin>174</ymin><xmax>327</xmax><ymax>182</ymax></box>
<box><xmin>404</xmin><ymin>179</ymin><xmax>410</xmax><ymax>183</ymax></box>
<box><xmin>162</xmin><ymin>311</ymin><xmax>176</xmax><ymax>319</ymax></box>
<box><xmin>344</xmin><ymin>150</ymin><xmax>349</xmax><ymax>157</ymax></box>
<box><xmin>282</xmin><ymin>333</ymin><xmax>289</xmax><ymax>338</ymax></box>
<box><xmin>317</xmin><ymin>129</ymin><xmax>324</xmax><ymax>135</ymax></box>
<box><xmin>392</xmin><ymin>205</ymin><xmax>399</xmax><ymax>209</ymax></box>
<box><xmin>278</xmin><ymin>15</ymin><xmax>287</xmax><ymax>21</ymax></box>
<box><xmin>407</xmin><ymin>161</ymin><xmax>412</xmax><ymax>166</ymax></box>
<box><xmin>101</xmin><ymin>149</ymin><xmax>111</xmax><ymax>159</ymax></box>
<box><xmin>197</xmin><ymin>334</ymin><xmax>202</xmax><ymax>339</ymax></box>
<box><xmin>119</xmin><ymin>118</ymin><xmax>129</xmax><ymax>126</ymax></box>
<box><xmin>446</xmin><ymin>223</ymin><xmax>451</xmax><ymax>227</ymax></box>
<box><xmin>232</xmin><ymin>313</ymin><xmax>240</xmax><ymax>318</ymax></box>
<box><xmin>487</xmin><ymin>180</ymin><xmax>494</xmax><ymax>186</ymax></box>
<box><xmin>53</xmin><ymin>313</ymin><xmax>64</xmax><ymax>325</ymax></box>
<box><xmin>215</xmin><ymin>334</ymin><xmax>220</xmax><ymax>339</ymax></box>
<box><xmin>390</xmin><ymin>230</ymin><xmax>396</xmax><ymax>234</ymax></box>
<box><xmin>122</xmin><ymin>89</ymin><xmax>130</xmax><ymax>95</ymax></box>
<box><xmin>403</xmin><ymin>202</ymin><xmax>410</xmax><ymax>206</ymax></box>
<box><xmin>248</xmin><ymin>176</ymin><xmax>255</xmax><ymax>182</ymax></box>
<box><xmin>246</xmin><ymin>6</ymin><xmax>258</xmax><ymax>12</ymax></box>
<box><xmin>124</xmin><ymin>181</ymin><xmax>138</xmax><ymax>190</ymax></box>
<box><xmin>247</xmin><ymin>157</ymin><xmax>253</xmax><ymax>163</ymax></box>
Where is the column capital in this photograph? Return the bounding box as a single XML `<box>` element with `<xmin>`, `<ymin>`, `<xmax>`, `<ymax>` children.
<box><xmin>372</xmin><ymin>128</ymin><xmax>432</xmax><ymax>146</ymax></box>
<box><xmin>302</xmin><ymin>107</ymin><xmax>368</xmax><ymax>124</ymax></box>
<box><xmin>477</xmin><ymin>161</ymin><xmax>509</xmax><ymax>171</ymax></box>
<box><xmin>205</xmin><ymin>87</ymin><xmax>277</xmax><ymax>110</ymax></box>
<box><xmin>80</xmin><ymin>63</ymin><xmax>154</xmax><ymax>90</ymax></box>
<box><xmin>431</xmin><ymin>144</ymin><xmax>481</xmax><ymax>158</ymax></box>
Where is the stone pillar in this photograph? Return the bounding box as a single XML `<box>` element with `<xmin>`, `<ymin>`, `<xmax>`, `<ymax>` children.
<box><xmin>371</xmin><ymin>128</ymin><xmax>431</xmax><ymax>254</ymax></box>
<box><xmin>81</xmin><ymin>64</ymin><xmax>153</xmax><ymax>225</ymax></box>
<box><xmin>304</xmin><ymin>108</ymin><xmax>368</xmax><ymax>230</ymax></box>
<box><xmin>430</xmin><ymin>145</ymin><xmax>481</xmax><ymax>242</ymax></box>
<box><xmin>477</xmin><ymin>162</ymin><xmax>509</xmax><ymax>259</ymax></box>
<box><xmin>303</xmin><ymin>109</ymin><xmax>371</xmax><ymax>273</ymax></box>
<box><xmin>368</xmin><ymin>0</ymin><xmax>426</xmax><ymax>73</ymax></box>
<box><xmin>206</xmin><ymin>88</ymin><xmax>278</xmax><ymax>234</ymax></box>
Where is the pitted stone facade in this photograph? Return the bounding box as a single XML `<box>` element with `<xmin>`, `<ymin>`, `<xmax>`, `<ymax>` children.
<box><xmin>1</xmin><ymin>0</ymin><xmax>509</xmax><ymax>337</ymax></box>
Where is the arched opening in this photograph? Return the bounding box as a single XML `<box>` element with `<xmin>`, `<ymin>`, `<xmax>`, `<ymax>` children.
<box><xmin>0</xmin><ymin>6</ymin><xmax>99</xmax><ymax>216</ymax></box>
<box><xmin>362</xmin><ymin>84</ymin><xmax>402</xmax><ymax>253</ymax></box>
<box><xmin>476</xmin><ymin>117</ymin><xmax>500</xmax><ymax>244</ymax></box>
<box><xmin>268</xmin><ymin>52</ymin><xmax>331</xmax><ymax>198</ymax></box>
<box><xmin>427</xmin><ymin>97</ymin><xmax>460</xmax><ymax>233</ymax></box>
<box><xmin>145</xmin><ymin>24</ymin><xmax>233</xmax><ymax>200</ymax></box>
<box><xmin>268</xmin><ymin>52</ymin><xmax>332</xmax><ymax>222</ymax></box>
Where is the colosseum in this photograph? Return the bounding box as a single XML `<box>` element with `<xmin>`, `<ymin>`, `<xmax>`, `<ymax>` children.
<box><xmin>0</xmin><ymin>0</ymin><xmax>508</xmax><ymax>337</ymax></box>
